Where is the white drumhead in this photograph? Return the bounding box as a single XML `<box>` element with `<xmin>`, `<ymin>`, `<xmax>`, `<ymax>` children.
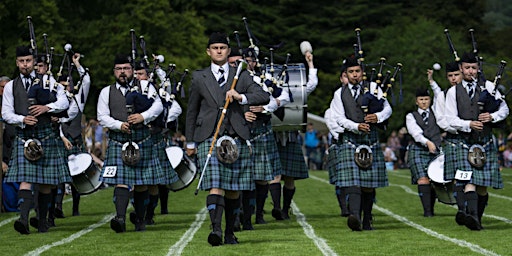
<box><xmin>68</xmin><ymin>153</ymin><xmax>93</xmax><ymax>176</ymax></box>
<box><xmin>427</xmin><ymin>153</ymin><xmax>447</xmax><ymax>183</ymax></box>
<box><xmin>166</xmin><ymin>146</ymin><xmax>184</xmax><ymax>169</ymax></box>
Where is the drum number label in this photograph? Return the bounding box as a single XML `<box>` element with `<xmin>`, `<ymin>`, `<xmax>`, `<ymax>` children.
<box><xmin>455</xmin><ymin>170</ymin><xmax>472</xmax><ymax>181</ymax></box>
<box><xmin>103</xmin><ymin>166</ymin><xmax>117</xmax><ymax>178</ymax></box>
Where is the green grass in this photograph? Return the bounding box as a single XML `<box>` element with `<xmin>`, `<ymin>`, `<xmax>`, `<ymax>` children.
<box><xmin>2</xmin><ymin>169</ymin><xmax>512</xmax><ymax>255</ymax></box>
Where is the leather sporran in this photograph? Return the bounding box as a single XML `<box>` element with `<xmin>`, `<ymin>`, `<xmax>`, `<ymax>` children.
<box><xmin>216</xmin><ymin>136</ymin><xmax>239</xmax><ymax>164</ymax></box>
<box><xmin>467</xmin><ymin>144</ymin><xmax>486</xmax><ymax>168</ymax></box>
<box><xmin>121</xmin><ymin>141</ymin><xmax>141</xmax><ymax>166</ymax></box>
<box><xmin>354</xmin><ymin>144</ymin><xmax>373</xmax><ymax>169</ymax></box>
<box><xmin>24</xmin><ymin>139</ymin><xmax>44</xmax><ymax>161</ymax></box>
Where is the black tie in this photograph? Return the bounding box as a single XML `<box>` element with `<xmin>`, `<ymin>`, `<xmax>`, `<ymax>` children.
<box><xmin>352</xmin><ymin>84</ymin><xmax>359</xmax><ymax>100</ymax></box>
<box><xmin>24</xmin><ymin>75</ymin><xmax>31</xmax><ymax>91</ymax></box>
<box><xmin>218</xmin><ymin>67</ymin><xmax>225</xmax><ymax>85</ymax></box>
<box><xmin>467</xmin><ymin>83</ymin><xmax>474</xmax><ymax>98</ymax></box>
<box><xmin>421</xmin><ymin>111</ymin><xmax>429</xmax><ymax>125</ymax></box>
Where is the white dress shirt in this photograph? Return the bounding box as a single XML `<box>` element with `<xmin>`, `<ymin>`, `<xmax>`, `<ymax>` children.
<box><xmin>406</xmin><ymin>108</ymin><xmax>430</xmax><ymax>146</ymax></box>
<box><xmin>324</xmin><ymin>108</ymin><xmax>344</xmax><ymax>140</ymax></box>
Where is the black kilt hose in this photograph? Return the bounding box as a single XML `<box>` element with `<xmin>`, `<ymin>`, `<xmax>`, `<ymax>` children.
<box><xmin>276</xmin><ymin>131</ymin><xmax>308</xmax><ymax>180</ymax></box>
<box><xmin>407</xmin><ymin>144</ymin><xmax>440</xmax><ymax>184</ymax></box>
<box><xmin>100</xmin><ymin>127</ymin><xmax>165</xmax><ymax>185</ymax></box>
<box><xmin>152</xmin><ymin>133</ymin><xmax>179</xmax><ymax>185</ymax></box>
<box><xmin>250</xmin><ymin>124</ymin><xmax>280</xmax><ymax>180</ymax></box>
<box><xmin>332</xmin><ymin>130</ymin><xmax>387</xmax><ymax>188</ymax></box>
<box><xmin>197</xmin><ymin>137</ymin><xmax>254</xmax><ymax>191</ymax></box>
<box><xmin>5</xmin><ymin>124</ymin><xmax>71</xmax><ymax>185</ymax></box>
<box><xmin>446</xmin><ymin>134</ymin><xmax>502</xmax><ymax>189</ymax></box>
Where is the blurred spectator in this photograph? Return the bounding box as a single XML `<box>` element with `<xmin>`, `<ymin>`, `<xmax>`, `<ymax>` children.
<box><xmin>503</xmin><ymin>143</ymin><xmax>512</xmax><ymax>168</ymax></box>
<box><xmin>382</xmin><ymin>143</ymin><xmax>397</xmax><ymax>171</ymax></box>
<box><xmin>398</xmin><ymin>127</ymin><xmax>412</xmax><ymax>168</ymax></box>
<box><xmin>496</xmin><ymin>132</ymin><xmax>507</xmax><ymax>168</ymax></box>
<box><xmin>304</xmin><ymin>123</ymin><xmax>321</xmax><ymax>170</ymax></box>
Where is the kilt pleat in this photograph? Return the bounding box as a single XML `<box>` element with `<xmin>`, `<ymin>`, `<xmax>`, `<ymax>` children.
<box><xmin>327</xmin><ymin>144</ymin><xmax>340</xmax><ymax>184</ymax></box>
<box><xmin>5</xmin><ymin>125</ymin><xmax>71</xmax><ymax>185</ymax></box>
<box><xmin>197</xmin><ymin>137</ymin><xmax>254</xmax><ymax>191</ymax></box>
<box><xmin>152</xmin><ymin>133</ymin><xmax>179</xmax><ymax>184</ymax></box>
<box><xmin>332</xmin><ymin>131</ymin><xmax>388</xmax><ymax>188</ymax></box>
<box><xmin>276</xmin><ymin>137</ymin><xmax>309</xmax><ymax>180</ymax></box>
<box><xmin>249</xmin><ymin>125</ymin><xmax>278</xmax><ymax>181</ymax></box>
<box><xmin>407</xmin><ymin>144</ymin><xmax>438</xmax><ymax>184</ymax></box>
<box><xmin>100</xmin><ymin>127</ymin><xmax>165</xmax><ymax>185</ymax></box>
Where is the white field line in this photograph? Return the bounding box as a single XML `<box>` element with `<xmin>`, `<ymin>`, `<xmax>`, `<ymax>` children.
<box><xmin>309</xmin><ymin>174</ymin><xmax>501</xmax><ymax>256</ymax></box>
<box><xmin>166</xmin><ymin>208</ymin><xmax>207</xmax><ymax>256</ymax></box>
<box><xmin>24</xmin><ymin>213</ymin><xmax>115</xmax><ymax>256</ymax></box>
<box><xmin>291</xmin><ymin>202</ymin><xmax>338</xmax><ymax>256</ymax></box>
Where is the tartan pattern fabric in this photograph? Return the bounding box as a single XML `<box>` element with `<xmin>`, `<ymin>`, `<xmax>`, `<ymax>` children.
<box><xmin>276</xmin><ymin>139</ymin><xmax>309</xmax><ymax>180</ymax></box>
<box><xmin>331</xmin><ymin>131</ymin><xmax>388</xmax><ymax>188</ymax></box>
<box><xmin>442</xmin><ymin>137</ymin><xmax>459</xmax><ymax>181</ymax></box>
<box><xmin>197</xmin><ymin>137</ymin><xmax>254</xmax><ymax>191</ymax></box>
<box><xmin>407</xmin><ymin>144</ymin><xmax>438</xmax><ymax>184</ymax></box>
<box><xmin>5</xmin><ymin>125</ymin><xmax>71</xmax><ymax>185</ymax></box>
<box><xmin>100</xmin><ymin>127</ymin><xmax>165</xmax><ymax>185</ymax></box>
<box><xmin>250</xmin><ymin>124</ymin><xmax>280</xmax><ymax>180</ymax></box>
<box><xmin>446</xmin><ymin>135</ymin><xmax>502</xmax><ymax>189</ymax></box>
<box><xmin>327</xmin><ymin>144</ymin><xmax>340</xmax><ymax>184</ymax></box>
<box><xmin>152</xmin><ymin>133</ymin><xmax>179</xmax><ymax>184</ymax></box>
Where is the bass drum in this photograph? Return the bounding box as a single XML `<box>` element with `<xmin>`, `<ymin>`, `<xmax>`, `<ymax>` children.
<box><xmin>165</xmin><ymin>146</ymin><xmax>197</xmax><ymax>192</ymax></box>
<box><xmin>427</xmin><ymin>153</ymin><xmax>456</xmax><ymax>205</ymax></box>
<box><xmin>68</xmin><ymin>153</ymin><xmax>102</xmax><ymax>195</ymax></box>
<box><xmin>267</xmin><ymin>63</ymin><xmax>307</xmax><ymax>132</ymax></box>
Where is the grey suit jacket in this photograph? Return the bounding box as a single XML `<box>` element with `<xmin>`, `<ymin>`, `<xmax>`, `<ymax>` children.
<box><xmin>186</xmin><ymin>65</ymin><xmax>270</xmax><ymax>142</ymax></box>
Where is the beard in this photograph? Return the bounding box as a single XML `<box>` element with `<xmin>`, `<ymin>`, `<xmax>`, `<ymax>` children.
<box><xmin>116</xmin><ymin>74</ymin><xmax>132</xmax><ymax>86</ymax></box>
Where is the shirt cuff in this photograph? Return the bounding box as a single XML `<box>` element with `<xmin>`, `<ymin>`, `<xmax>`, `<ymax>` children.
<box><xmin>186</xmin><ymin>142</ymin><xmax>196</xmax><ymax>149</ymax></box>
<box><xmin>239</xmin><ymin>94</ymin><xmax>248</xmax><ymax>105</ymax></box>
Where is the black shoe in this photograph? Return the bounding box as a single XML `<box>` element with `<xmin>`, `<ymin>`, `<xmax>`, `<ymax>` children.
<box><xmin>72</xmin><ymin>211</ymin><xmax>80</xmax><ymax>216</ymax></box>
<box><xmin>224</xmin><ymin>234</ymin><xmax>239</xmax><ymax>245</ymax></box>
<box><xmin>135</xmin><ymin>219</ymin><xmax>146</xmax><ymax>232</ymax></box>
<box><xmin>110</xmin><ymin>217</ymin><xmax>126</xmax><ymax>233</ymax></box>
<box><xmin>233</xmin><ymin>215</ymin><xmax>241</xmax><ymax>232</ymax></box>
<box><xmin>14</xmin><ymin>219</ymin><xmax>30</xmax><ymax>235</ymax></box>
<box><xmin>465</xmin><ymin>215</ymin><xmax>482</xmax><ymax>231</ymax></box>
<box><xmin>145</xmin><ymin>218</ymin><xmax>155</xmax><ymax>225</ymax></box>
<box><xmin>30</xmin><ymin>217</ymin><xmax>39</xmax><ymax>229</ymax></box>
<box><xmin>455</xmin><ymin>211</ymin><xmax>466</xmax><ymax>226</ymax></box>
<box><xmin>54</xmin><ymin>208</ymin><xmax>65</xmax><ymax>218</ymax></box>
<box><xmin>47</xmin><ymin>218</ymin><xmax>56</xmax><ymax>227</ymax></box>
<box><xmin>347</xmin><ymin>215</ymin><xmax>362</xmax><ymax>231</ymax></box>
<box><xmin>242</xmin><ymin>220</ymin><xmax>254</xmax><ymax>231</ymax></box>
<box><xmin>208</xmin><ymin>231</ymin><xmax>223</xmax><ymax>246</ymax></box>
<box><xmin>255</xmin><ymin>216</ymin><xmax>266</xmax><ymax>224</ymax></box>
<box><xmin>282</xmin><ymin>209</ymin><xmax>290</xmax><ymax>220</ymax></box>
<box><xmin>161</xmin><ymin>209</ymin><xmax>169</xmax><ymax>215</ymax></box>
<box><xmin>129</xmin><ymin>212</ymin><xmax>137</xmax><ymax>225</ymax></box>
<box><xmin>272</xmin><ymin>208</ymin><xmax>284</xmax><ymax>220</ymax></box>
<box><xmin>341</xmin><ymin>211</ymin><xmax>350</xmax><ymax>217</ymax></box>
<box><xmin>38</xmin><ymin>219</ymin><xmax>49</xmax><ymax>233</ymax></box>
<box><xmin>363</xmin><ymin>216</ymin><xmax>374</xmax><ymax>231</ymax></box>
<box><xmin>424</xmin><ymin>212</ymin><xmax>434</xmax><ymax>217</ymax></box>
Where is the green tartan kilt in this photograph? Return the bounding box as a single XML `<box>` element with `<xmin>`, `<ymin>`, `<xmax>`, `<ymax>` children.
<box><xmin>446</xmin><ymin>135</ymin><xmax>502</xmax><ymax>189</ymax></box>
<box><xmin>152</xmin><ymin>133</ymin><xmax>179</xmax><ymax>185</ymax></box>
<box><xmin>407</xmin><ymin>144</ymin><xmax>439</xmax><ymax>184</ymax></box>
<box><xmin>332</xmin><ymin>131</ymin><xmax>388</xmax><ymax>188</ymax></box>
<box><xmin>5</xmin><ymin>124</ymin><xmax>71</xmax><ymax>185</ymax></box>
<box><xmin>443</xmin><ymin>137</ymin><xmax>459</xmax><ymax>181</ymax></box>
<box><xmin>327</xmin><ymin>144</ymin><xmax>340</xmax><ymax>184</ymax></box>
<box><xmin>250</xmin><ymin>124</ymin><xmax>280</xmax><ymax>181</ymax></box>
<box><xmin>197</xmin><ymin>137</ymin><xmax>254</xmax><ymax>191</ymax></box>
<box><xmin>100</xmin><ymin>127</ymin><xmax>165</xmax><ymax>185</ymax></box>
<box><xmin>277</xmin><ymin>139</ymin><xmax>309</xmax><ymax>180</ymax></box>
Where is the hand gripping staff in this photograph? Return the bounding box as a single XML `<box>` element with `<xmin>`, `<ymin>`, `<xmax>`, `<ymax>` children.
<box><xmin>194</xmin><ymin>59</ymin><xmax>246</xmax><ymax>195</ymax></box>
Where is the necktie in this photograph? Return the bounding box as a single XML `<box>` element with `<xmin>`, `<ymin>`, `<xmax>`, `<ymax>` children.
<box><xmin>467</xmin><ymin>83</ymin><xmax>474</xmax><ymax>98</ymax></box>
<box><xmin>218</xmin><ymin>67</ymin><xmax>225</xmax><ymax>85</ymax></box>
<box><xmin>24</xmin><ymin>75</ymin><xmax>31</xmax><ymax>91</ymax></box>
<box><xmin>352</xmin><ymin>84</ymin><xmax>359</xmax><ymax>100</ymax></box>
<box><xmin>421</xmin><ymin>111</ymin><xmax>429</xmax><ymax>125</ymax></box>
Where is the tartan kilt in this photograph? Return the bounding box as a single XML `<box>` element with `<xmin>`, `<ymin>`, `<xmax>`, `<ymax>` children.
<box><xmin>407</xmin><ymin>144</ymin><xmax>438</xmax><ymax>184</ymax></box>
<box><xmin>5</xmin><ymin>124</ymin><xmax>71</xmax><ymax>185</ymax></box>
<box><xmin>100</xmin><ymin>127</ymin><xmax>165</xmax><ymax>185</ymax></box>
<box><xmin>447</xmin><ymin>135</ymin><xmax>502</xmax><ymax>189</ymax></box>
<box><xmin>443</xmin><ymin>137</ymin><xmax>459</xmax><ymax>180</ymax></box>
<box><xmin>277</xmin><ymin>139</ymin><xmax>309</xmax><ymax>180</ymax></box>
<box><xmin>332</xmin><ymin>131</ymin><xmax>388</xmax><ymax>188</ymax></box>
<box><xmin>197</xmin><ymin>137</ymin><xmax>254</xmax><ymax>191</ymax></box>
<box><xmin>152</xmin><ymin>133</ymin><xmax>179</xmax><ymax>185</ymax></box>
<box><xmin>250</xmin><ymin>124</ymin><xmax>280</xmax><ymax>181</ymax></box>
<box><xmin>327</xmin><ymin>144</ymin><xmax>340</xmax><ymax>184</ymax></box>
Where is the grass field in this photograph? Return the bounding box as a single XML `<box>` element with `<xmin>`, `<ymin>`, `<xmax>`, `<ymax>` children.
<box><xmin>2</xmin><ymin>168</ymin><xmax>512</xmax><ymax>256</ymax></box>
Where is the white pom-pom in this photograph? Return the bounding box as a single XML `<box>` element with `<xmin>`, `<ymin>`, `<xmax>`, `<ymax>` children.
<box><xmin>64</xmin><ymin>43</ymin><xmax>72</xmax><ymax>52</ymax></box>
<box><xmin>300</xmin><ymin>41</ymin><xmax>313</xmax><ymax>55</ymax></box>
<box><xmin>433</xmin><ymin>63</ymin><xmax>441</xmax><ymax>70</ymax></box>
<box><xmin>253</xmin><ymin>46</ymin><xmax>260</xmax><ymax>57</ymax></box>
<box><xmin>157</xmin><ymin>55</ymin><xmax>165</xmax><ymax>63</ymax></box>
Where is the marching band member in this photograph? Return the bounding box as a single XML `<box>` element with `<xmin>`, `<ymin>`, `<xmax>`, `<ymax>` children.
<box><xmin>185</xmin><ymin>32</ymin><xmax>269</xmax><ymax>246</ymax></box>
<box><xmin>444</xmin><ymin>52</ymin><xmax>509</xmax><ymax>230</ymax></box>
<box><xmin>270</xmin><ymin>49</ymin><xmax>317</xmax><ymax>221</ymax></box>
<box><xmin>329</xmin><ymin>56</ymin><xmax>392</xmax><ymax>231</ymax></box>
<box><xmin>97</xmin><ymin>54</ymin><xmax>164</xmax><ymax>232</ymax></box>
<box><xmin>3</xmin><ymin>45</ymin><xmax>70</xmax><ymax>234</ymax></box>
<box><xmin>405</xmin><ymin>87</ymin><xmax>442</xmax><ymax>217</ymax></box>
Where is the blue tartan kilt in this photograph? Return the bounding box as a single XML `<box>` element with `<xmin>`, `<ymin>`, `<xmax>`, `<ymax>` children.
<box><xmin>250</xmin><ymin>124</ymin><xmax>280</xmax><ymax>181</ymax></box>
<box><xmin>443</xmin><ymin>137</ymin><xmax>459</xmax><ymax>181</ymax></box>
<box><xmin>407</xmin><ymin>144</ymin><xmax>438</xmax><ymax>184</ymax></box>
<box><xmin>152</xmin><ymin>133</ymin><xmax>179</xmax><ymax>185</ymax></box>
<box><xmin>5</xmin><ymin>124</ymin><xmax>71</xmax><ymax>185</ymax></box>
<box><xmin>197</xmin><ymin>137</ymin><xmax>254</xmax><ymax>191</ymax></box>
<box><xmin>448</xmin><ymin>135</ymin><xmax>502</xmax><ymax>189</ymax></box>
<box><xmin>100</xmin><ymin>127</ymin><xmax>165</xmax><ymax>185</ymax></box>
<box><xmin>332</xmin><ymin>131</ymin><xmax>388</xmax><ymax>188</ymax></box>
<box><xmin>276</xmin><ymin>139</ymin><xmax>309</xmax><ymax>180</ymax></box>
<box><xmin>327</xmin><ymin>144</ymin><xmax>340</xmax><ymax>184</ymax></box>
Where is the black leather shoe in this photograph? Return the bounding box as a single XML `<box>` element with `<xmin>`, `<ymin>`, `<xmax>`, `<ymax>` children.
<box><xmin>72</xmin><ymin>211</ymin><xmax>80</xmax><ymax>216</ymax></box>
<box><xmin>272</xmin><ymin>208</ymin><xmax>284</xmax><ymax>220</ymax></box>
<box><xmin>29</xmin><ymin>217</ymin><xmax>39</xmax><ymax>229</ymax></box>
<box><xmin>129</xmin><ymin>212</ymin><xmax>137</xmax><ymax>225</ymax></box>
<box><xmin>145</xmin><ymin>218</ymin><xmax>155</xmax><ymax>225</ymax></box>
<box><xmin>347</xmin><ymin>215</ymin><xmax>362</xmax><ymax>231</ymax></box>
<box><xmin>135</xmin><ymin>218</ymin><xmax>146</xmax><ymax>232</ymax></box>
<box><xmin>54</xmin><ymin>208</ymin><xmax>65</xmax><ymax>218</ymax></box>
<box><xmin>282</xmin><ymin>209</ymin><xmax>290</xmax><ymax>220</ymax></box>
<box><xmin>255</xmin><ymin>216</ymin><xmax>266</xmax><ymax>224</ymax></box>
<box><xmin>455</xmin><ymin>211</ymin><xmax>466</xmax><ymax>226</ymax></box>
<box><xmin>242</xmin><ymin>220</ymin><xmax>254</xmax><ymax>231</ymax></box>
<box><xmin>208</xmin><ymin>231</ymin><xmax>223</xmax><ymax>246</ymax></box>
<box><xmin>224</xmin><ymin>234</ymin><xmax>239</xmax><ymax>245</ymax></box>
<box><xmin>110</xmin><ymin>217</ymin><xmax>126</xmax><ymax>233</ymax></box>
<box><xmin>14</xmin><ymin>219</ymin><xmax>30</xmax><ymax>235</ymax></box>
<box><xmin>465</xmin><ymin>215</ymin><xmax>482</xmax><ymax>231</ymax></box>
<box><xmin>47</xmin><ymin>218</ymin><xmax>56</xmax><ymax>227</ymax></box>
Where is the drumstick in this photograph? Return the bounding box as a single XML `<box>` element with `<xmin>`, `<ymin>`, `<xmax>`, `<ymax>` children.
<box><xmin>195</xmin><ymin>60</ymin><xmax>246</xmax><ymax>195</ymax></box>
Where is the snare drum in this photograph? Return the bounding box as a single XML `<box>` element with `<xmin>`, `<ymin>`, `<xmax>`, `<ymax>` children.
<box><xmin>267</xmin><ymin>63</ymin><xmax>307</xmax><ymax>132</ymax></box>
<box><xmin>68</xmin><ymin>153</ymin><xmax>102</xmax><ymax>194</ymax></box>
<box><xmin>165</xmin><ymin>146</ymin><xmax>197</xmax><ymax>192</ymax></box>
<box><xmin>427</xmin><ymin>153</ymin><xmax>456</xmax><ymax>205</ymax></box>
